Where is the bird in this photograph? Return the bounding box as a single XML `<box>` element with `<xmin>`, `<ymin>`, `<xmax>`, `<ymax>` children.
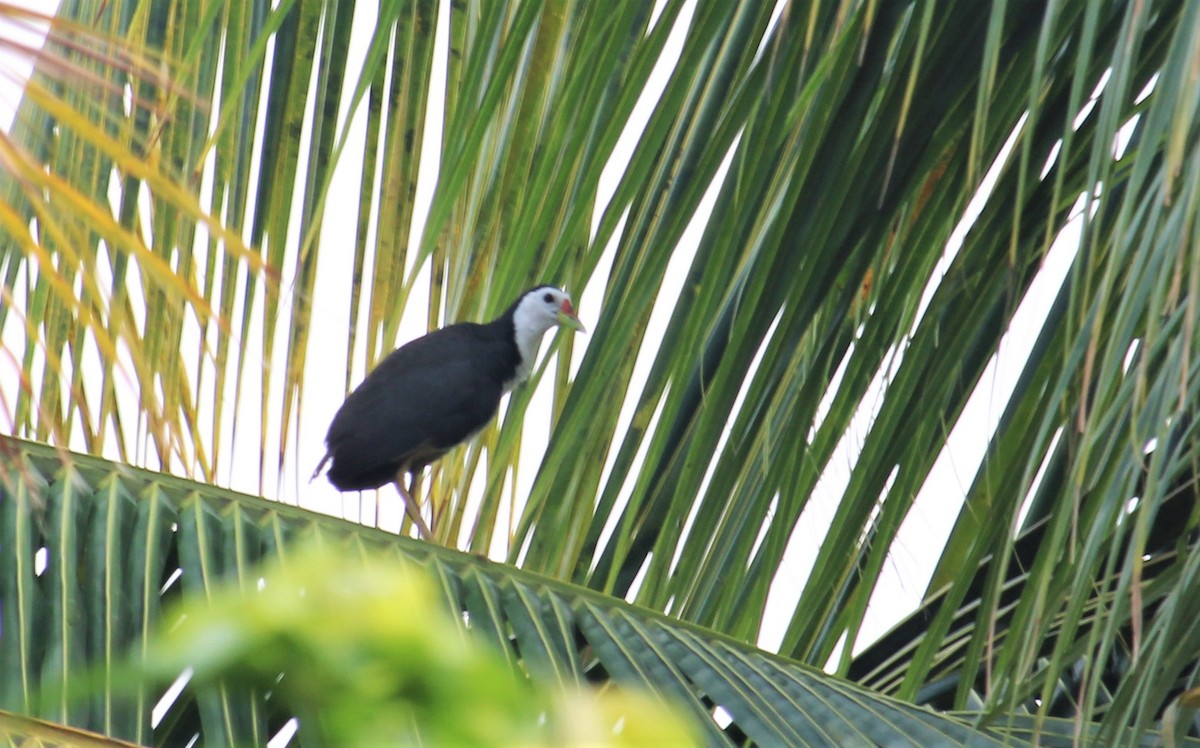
<box><xmin>311</xmin><ymin>285</ymin><xmax>586</xmax><ymax>540</ymax></box>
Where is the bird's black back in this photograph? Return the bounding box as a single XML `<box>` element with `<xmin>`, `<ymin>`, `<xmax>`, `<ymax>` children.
<box><xmin>324</xmin><ymin>310</ymin><xmax>520</xmax><ymax>491</ymax></box>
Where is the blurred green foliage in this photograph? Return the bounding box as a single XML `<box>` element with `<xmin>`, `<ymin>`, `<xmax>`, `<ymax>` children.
<box><xmin>141</xmin><ymin>544</ymin><xmax>700</xmax><ymax>747</ymax></box>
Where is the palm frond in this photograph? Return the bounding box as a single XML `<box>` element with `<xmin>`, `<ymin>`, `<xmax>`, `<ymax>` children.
<box><xmin>0</xmin><ymin>434</ymin><xmax>1051</xmax><ymax>747</ymax></box>
<box><xmin>2</xmin><ymin>0</ymin><xmax>1200</xmax><ymax>742</ymax></box>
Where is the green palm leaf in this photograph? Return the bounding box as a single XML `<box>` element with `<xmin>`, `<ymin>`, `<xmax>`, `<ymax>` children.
<box><xmin>0</xmin><ymin>435</ymin><xmax>1043</xmax><ymax>746</ymax></box>
<box><xmin>2</xmin><ymin>0</ymin><xmax>1200</xmax><ymax>743</ymax></box>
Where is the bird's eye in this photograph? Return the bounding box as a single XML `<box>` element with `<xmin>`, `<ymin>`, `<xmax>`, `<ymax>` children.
<box><xmin>543</xmin><ymin>292</ymin><xmax>554</xmax><ymax>303</ymax></box>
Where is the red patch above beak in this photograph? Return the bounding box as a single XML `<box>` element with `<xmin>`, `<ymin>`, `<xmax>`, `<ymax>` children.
<box><xmin>561</xmin><ymin>299</ymin><xmax>577</xmax><ymax>316</ymax></box>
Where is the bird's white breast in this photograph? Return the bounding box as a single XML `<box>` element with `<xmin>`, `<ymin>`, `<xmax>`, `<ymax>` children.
<box><xmin>505</xmin><ymin>327</ymin><xmax>540</xmax><ymax>392</ymax></box>
<box><xmin>507</xmin><ymin>300</ymin><xmax>556</xmax><ymax>391</ymax></box>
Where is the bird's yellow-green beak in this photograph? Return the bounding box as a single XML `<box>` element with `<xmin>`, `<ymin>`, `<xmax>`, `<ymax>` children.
<box><xmin>557</xmin><ymin>299</ymin><xmax>586</xmax><ymax>333</ymax></box>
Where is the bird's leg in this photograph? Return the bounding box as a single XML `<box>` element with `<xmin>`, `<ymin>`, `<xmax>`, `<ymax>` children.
<box><xmin>394</xmin><ymin>474</ymin><xmax>434</xmax><ymax>541</ymax></box>
<box><xmin>408</xmin><ymin>471</ymin><xmax>429</xmax><ymax>535</ymax></box>
<box><xmin>409</xmin><ymin>470</ymin><xmax>441</xmax><ymax>540</ymax></box>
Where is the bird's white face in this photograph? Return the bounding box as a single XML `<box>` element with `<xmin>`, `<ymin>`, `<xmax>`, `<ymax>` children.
<box><xmin>508</xmin><ymin>287</ymin><xmax>586</xmax><ymax>390</ymax></box>
<box><xmin>513</xmin><ymin>287</ymin><xmax>586</xmax><ymax>338</ymax></box>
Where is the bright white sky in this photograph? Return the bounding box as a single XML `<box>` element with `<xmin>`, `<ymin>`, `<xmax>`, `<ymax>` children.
<box><xmin>0</xmin><ymin>0</ymin><xmax>1102</xmax><ymax>667</ymax></box>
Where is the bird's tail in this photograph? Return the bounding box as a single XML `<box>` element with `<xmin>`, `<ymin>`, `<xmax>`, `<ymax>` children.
<box><xmin>309</xmin><ymin>452</ymin><xmax>331</xmax><ymax>483</ymax></box>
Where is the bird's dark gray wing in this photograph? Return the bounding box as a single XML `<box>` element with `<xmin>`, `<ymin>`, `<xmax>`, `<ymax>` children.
<box><xmin>324</xmin><ymin>328</ymin><xmax>509</xmax><ymax>490</ymax></box>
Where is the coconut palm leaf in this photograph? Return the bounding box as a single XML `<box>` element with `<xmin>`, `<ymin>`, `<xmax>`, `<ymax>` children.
<box><xmin>0</xmin><ymin>434</ymin><xmax>1054</xmax><ymax>747</ymax></box>
<box><xmin>2</xmin><ymin>0</ymin><xmax>1200</xmax><ymax>744</ymax></box>
<box><xmin>0</xmin><ymin>711</ymin><xmax>142</xmax><ymax>748</ymax></box>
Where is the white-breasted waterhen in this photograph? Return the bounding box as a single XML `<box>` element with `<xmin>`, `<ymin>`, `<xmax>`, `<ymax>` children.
<box><xmin>312</xmin><ymin>286</ymin><xmax>586</xmax><ymax>540</ymax></box>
